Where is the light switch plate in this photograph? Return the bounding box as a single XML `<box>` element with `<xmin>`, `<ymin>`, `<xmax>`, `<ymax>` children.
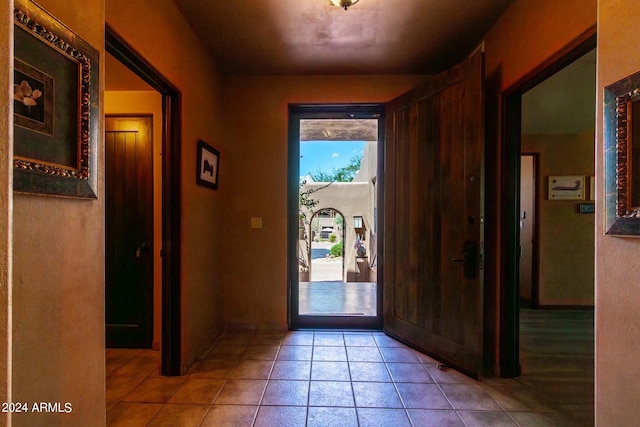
<box><xmin>250</xmin><ymin>217</ymin><xmax>263</xmax><ymax>229</ymax></box>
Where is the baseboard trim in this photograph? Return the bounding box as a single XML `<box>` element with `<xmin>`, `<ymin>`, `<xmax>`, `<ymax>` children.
<box><xmin>224</xmin><ymin>322</ymin><xmax>288</xmax><ymax>332</ymax></box>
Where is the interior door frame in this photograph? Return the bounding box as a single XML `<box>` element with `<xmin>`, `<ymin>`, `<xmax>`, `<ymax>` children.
<box><xmin>519</xmin><ymin>153</ymin><xmax>540</xmax><ymax>308</ymax></box>
<box><xmin>500</xmin><ymin>27</ymin><xmax>596</xmax><ymax>377</ymax></box>
<box><xmin>288</xmin><ymin>104</ymin><xmax>385</xmax><ymax>330</ymax></box>
<box><xmin>106</xmin><ymin>28</ymin><xmax>182</xmax><ymax>376</ymax></box>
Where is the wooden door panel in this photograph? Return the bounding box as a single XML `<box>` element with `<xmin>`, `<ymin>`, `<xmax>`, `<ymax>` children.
<box><xmin>384</xmin><ymin>52</ymin><xmax>484</xmax><ymax>377</ymax></box>
<box><xmin>105</xmin><ymin>116</ymin><xmax>154</xmax><ymax>348</ymax></box>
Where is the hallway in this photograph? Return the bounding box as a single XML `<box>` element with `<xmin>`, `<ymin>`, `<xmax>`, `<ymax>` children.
<box><xmin>106</xmin><ymin>328</ymin><xmax>587</xmax><ymax>426</ymax></box>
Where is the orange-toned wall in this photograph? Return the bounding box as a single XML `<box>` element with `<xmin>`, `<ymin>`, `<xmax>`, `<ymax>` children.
<box><xmin>220</xmin><ymin>75</ymin><xmax>425</xmax><ymax>329</ymax></box>
<box><xmin>596</xmin><ymin>0</ymin><xmax>640</xmax><ymax>424</ymax></box>
<box><xmin>481</xmin><ymin>0</ymin><xmax>596</xmax><ymax>374</ymax></box>
<box><xmin>10</xmin><ymin>0</ymin><xmax>107</xmax><ymax>425</ymax></box>
<box><xmin>0</xmin><ymin>1</ymin><xmax>12</xmax><ymax>424</ymax></box>
<box><xmin>106</xmin><ymin>0</ymin><xmax>226</xmax><ymax>372</ymax></box>
<box><xmin>104</xmin><ymin>91</ymin><xmax>163</xmax><ymax>349</ymax></box>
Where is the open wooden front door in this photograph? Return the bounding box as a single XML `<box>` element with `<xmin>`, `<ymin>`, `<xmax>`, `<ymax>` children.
<box><xmin>383</xmin><ymin>52</ymin><xmax>485</xmax><ymax>378</ymax></box>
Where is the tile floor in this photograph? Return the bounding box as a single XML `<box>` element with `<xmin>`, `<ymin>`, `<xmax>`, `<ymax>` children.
<box><xmin>107</xmin><ymin>330</ymin><xmax>589</xmax><ymax>426</ymax></box>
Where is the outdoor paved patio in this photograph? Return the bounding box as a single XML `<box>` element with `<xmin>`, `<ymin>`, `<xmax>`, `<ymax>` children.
<box><xmin>299</xmin><ymin>281</ymin><xmax>377</xmax><ymax>316</ymax></box>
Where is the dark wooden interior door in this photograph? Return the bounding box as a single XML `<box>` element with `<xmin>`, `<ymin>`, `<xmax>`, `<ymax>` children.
<box><xmin>105</xmin><ymin>116</ymin><xmax>154</xmax><ymax>348</ymax></box>
<box><xmin>383</xmin><ymin>52</ymin><xmax>485</xmax><ymax>378</ymax></box>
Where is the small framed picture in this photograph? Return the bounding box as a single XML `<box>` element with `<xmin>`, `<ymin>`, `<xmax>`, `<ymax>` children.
<box><xmin>548</xmin><ymin>175</ymin><xmax>585</xmax><ymax>200</ymax></box>
<box><xmin>196</xmin><ymin>139</ymin><xmax>219</xmax><ymax>190</ymax></box>
<box><xmin>589</xmin><ymin>176</ymin><xmax>595</xmax><ymax>201</ymax></box>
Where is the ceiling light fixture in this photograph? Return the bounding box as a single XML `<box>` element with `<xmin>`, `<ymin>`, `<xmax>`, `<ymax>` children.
<box><xmin>329</xmin><ymin>0</ymin><xmax>360</xmax><ymax>10</ymax></box>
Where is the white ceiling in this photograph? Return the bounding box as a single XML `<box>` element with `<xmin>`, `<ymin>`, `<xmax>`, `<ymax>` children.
<box><xmin>172</xmin><ymin>0</ymin><xmax>514</xmax><ymax>75</ymax></box>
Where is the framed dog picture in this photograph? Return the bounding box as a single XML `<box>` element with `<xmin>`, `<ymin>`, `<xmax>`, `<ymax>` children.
<box><xmin>196</xmin><ymin>139</ymin><xmax>219</xmax><ymax>190</ymax></box>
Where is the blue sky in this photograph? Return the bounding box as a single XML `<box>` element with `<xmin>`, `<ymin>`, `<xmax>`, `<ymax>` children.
<box><xmin>299</xmin><ymin>140</ymin><xmax>365</xmax><ymax>181</ymax></box>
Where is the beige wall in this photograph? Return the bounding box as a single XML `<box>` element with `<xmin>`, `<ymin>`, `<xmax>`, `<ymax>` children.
<box><xmin>522</xmin><ymin>132</ymin><xmax>595</xmax><ymax>306</ymax></box>
<box><xmin>0</xmin><ymin>1</ymin><xmax>12</xmax><ymax>425</ymax></box>
<box><xmin>596</xmin><ymin>0</ymin><xmax>640</xmax><ymax>424</ymax></box>
<box><xmin>104</xmin><ymin>91</ymin><xmax>163</xmax><ymax>349</ymax></box>
<box><xmin>221</xmin><ymin>75</ymin><xmax>425</xmax><ymax>329</ymax></box>
<box><xmin>11</xmin><ymin>0</ymin><xmax>106</xmax><ymax>425</ymax></box>
<box><xmin>106</xmin><ymin>0</ymin><xmax>226</xmax><ymax>371</ymax></box>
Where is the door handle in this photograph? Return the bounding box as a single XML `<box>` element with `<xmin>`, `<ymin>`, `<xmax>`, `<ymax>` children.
<box><xmin>452</xmin><ymin>241</ymin><xmax>477</xmax><ymax>279</ymax></box>
<box><xmin>136</xmin><ymin>242</ymin><xmax>148</xmax><ymax>258</ymax></box>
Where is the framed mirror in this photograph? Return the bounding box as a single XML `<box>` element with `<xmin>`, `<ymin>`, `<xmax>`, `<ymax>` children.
<box><xmin>604</xmin><ymin>70</ymin><xmax>640</xmax><ymax>235</ymax></box>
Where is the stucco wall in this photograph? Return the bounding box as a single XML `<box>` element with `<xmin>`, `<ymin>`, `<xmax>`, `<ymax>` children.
<box><xmin>11</xmin><ymin>0</ymin><xmax>106</xmax><ymax>425</ymax></box>
<box><xmin>0</xmin><ymin>1</ymin><xmax>12</xmax><ymax>425</ymax></box>
<box><xmin>596</xmin><ymin>0</ymin><xmax>640</xmax><ymax>424</ymax></box>
<box><xmin>522</xmin><ymin>131</ymin><xmax>595</xmax><ymax>306</ymax></box>
<box><xmin>106</xmin><ymin>0</ymin><xmax>226</xmax><ymax>371</ymax></box>
<box><xmin>221</xmin><ymin>75</ymin><xmax>425</xmax><ymax>329</ymax></box>
<box><xmin>104</xmin><ymin>91</ymin><xmax>163</xmax><ymax>349</ymax></box>
<box><xmin>301</xmin><ymin>182</ymin><xmax>374</xmax><ymax>282</ymax></box>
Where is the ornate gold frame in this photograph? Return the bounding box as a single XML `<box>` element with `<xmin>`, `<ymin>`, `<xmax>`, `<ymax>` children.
<box><xmin>13</xmin><ymin>0</ymin><xmax>99</xmax><ymax>198</ymax></box>
<box><xmin>604</xmin><ymin>70</ymin><xmax>640</xmax><ymax>235</ymax></box>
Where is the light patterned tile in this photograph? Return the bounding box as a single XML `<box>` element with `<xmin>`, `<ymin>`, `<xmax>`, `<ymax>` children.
<box><xmin>261</xmin><ymin>380</ymin><xmax>309</xmax><ymax>406</ymax></box>
<box><xmin>349</xmin><ymin>362</ymin><xmax>391</xmax><ymax>382</ymax></box>
<box><xmin>168</xmin><ymin>379</ymin><xmax>225</xmax><ymax>404</ymax></box>
<box><xmin>254</xmin><ymin>406</ymin><xmax>307</xmax><ymax>427</ymax></box>
<box><xmin>214</xmin><ymin>379</ymin><xmax>267</xmax><ymax>405</ymax></box>
<box><xmin>387</xmin><ymin>362</ymin><xmax>433</xmax><ymax>383</ymax></box>
<box><xmin>309</xmin><ymin>381</ymin><xmax>354</xmax><ymax>407</ymax></box>
<box><xmin>106</xmin><ymin>402</ymin><xmax>163</xmax><ymax>427</ymax></box>
<box><xmin>276</xmin><ymin>345</ymin><xmax>313</xmax><ymax>361</ymax></box>
<box><xmin>311</xmin><ymin>361</ymin><xmax>350</xmax><ymax>381</ymax></box>
<box><xmin>407</xmin><ymin>409</ymin><xmax>465</xmax><ymax>427</ymax></box>
<box><xmin>314</xmin><ymin>332</ymin><xmax>345</xmax><ymax>346</ymax></box>
<box><xmin>457</xmin><ymin>410</ymin><xmax>517</xmax><ymax>427</ymax></box>
<box><xmin>229</xmin><ymin>360</ymin><xmax>274</xmax><ymax>379</ymax></box>
<box><xmin>346</xmin><ymin>346</ymin><xmax>383</xmax><ymax>362</ymax></box>
<box><xmin>352</xmin><ymin>382</ymin><xmax>403</xmax><ymax>408</ymax></box>
<box><xmin>122</xmin><ymin>377</ymin><xmax>186</xmax><ymax>403</ymax></box>
<box><xmin>188</xmin><ymin>359</ymin><xmax>237</xmax><ymax>379</ymax></box>
<box><xmin>313</xmin><ymin>346</ymin><xmax>347</xmax><ymax>362</ymax></box>
<box><xmin>271</xmin><ymin>360</ymin><xmax>311</xmax><ymax>380</ymax></box>
<box><xmin>308</xmin><ymin>407</ymin><xmax>358</xmax><ymax>427</ymax></box>
<box><xmin>356</xmin><ymin>408</ymin><xmax>412</xmax><ymax>427</ymax></box>
<box><xmin>201</xmin><ymin>405</ymin><xmax>258</xmax><ymax>427</ymax></box>
<box><xmin>146</xmin><ymin>404</ymin><xmax>209</xmax><ymax>427</ymax></box>
<box><xmin>396</xmin><ymin>383</ymin><xmax>451</xmax><ymax>409</ymax></box>
<box><xmin>440</xmin><ymin>384</ymin><xmax>501</xmax><ymax>411</ymax></box>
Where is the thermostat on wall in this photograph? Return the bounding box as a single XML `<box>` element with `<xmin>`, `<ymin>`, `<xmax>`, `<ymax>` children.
<box><xmin>579</xmin><ymin>202</ymin><xmax>595</xmax><ymax>214</ymax></box>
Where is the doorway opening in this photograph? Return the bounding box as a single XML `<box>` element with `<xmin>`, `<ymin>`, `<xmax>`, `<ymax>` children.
<box><xmin>105</xmin><ymin>28</ymin><xmax>182</xmax><ymax>376</ymax></box>
<box><xmin>502</xmin><ymin>27</ymin><xmax>595</xmax><ymax>425</ymax></box>
<box><xmin>289</xmin><ymin>105</ymin><xmax>384</xmax><ymax>329</ymax></box>
<box><xmin>307</xmin><ymin>208</ymin><xmax>345</xmax><ymax>283</ymax></box>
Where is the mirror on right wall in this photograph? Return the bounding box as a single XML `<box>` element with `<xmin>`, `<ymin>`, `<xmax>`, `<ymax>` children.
<box><xmin>604</xmin><ymin>70</ymin><xmax>640</xmax><ymax>236</ymax></box>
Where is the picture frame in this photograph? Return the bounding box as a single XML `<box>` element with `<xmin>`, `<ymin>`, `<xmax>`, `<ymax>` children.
<box><xmin>604</xmin><ymin>70</ymin><xmax>640</xmax><ymax>235</ymax></box>
<box><xmin>548</xmin><ymin>175</ymin><xmax>585</xmax><ymax>200</ymax></box>
<box><xmin>13</xmin><ymin>0</ymin><xmax>99</xmax><ymax>198</ymax></box>
<box><xmin>589</xmin><ymin>176</ymin><xmax>595</xmax><ymax>201</ymax></box>
<box><xmin>196</xmin><ymin>139</ymin><xmax>219</xmax><ymax>190</ymax></box>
